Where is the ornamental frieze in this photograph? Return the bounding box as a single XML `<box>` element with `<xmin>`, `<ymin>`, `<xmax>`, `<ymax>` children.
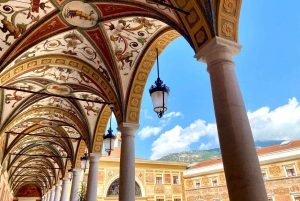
<box><xmin>273</xmin><ymin>187</ymin><xmax>290</xmax><ymax>194</ymax></box>
<box><xmin>146</xmin><ymin>173</ymin><xmax>154</xmax><ymax>183</ymax></box>
<box><xmin>155</xmin><ymin>186</ymin><xmax>164</xmax><ymax>194</ymax></box>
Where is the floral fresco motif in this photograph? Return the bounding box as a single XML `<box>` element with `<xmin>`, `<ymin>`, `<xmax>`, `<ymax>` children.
<box><xmin>104</xmin><ymin>16</ymin><xmax>167</xmax><ymax>97</ymax></box>
<box><xmin>0</xmin><ymin>0</ymin><xmax>54</xmax><ymax>58</ymax></box>
<box><xmin>105</xmin><ymin>17</ymin><xmax>163</xmax><ymax>71</ymax></box>
<box><xmin>8</xmin><ymin>30</ymin><xmax>112</xmax><ymax>85</ymax></box>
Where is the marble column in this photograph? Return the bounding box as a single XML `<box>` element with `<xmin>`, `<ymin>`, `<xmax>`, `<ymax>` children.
<box><xmin>195</xmin><ymin>36</ymin><xmax>268</xmax><ymax>201</ymax></box>
<box><xmin>60</xmin><ymin>178</ymin><xmax>70</xmax><ymax>201</ymax></box>
<box><xmin>118</xmin><ymin>123</ymin><xmax>139</xmax><ymax>201</ymax></box>
<box><xmin>54</xmin><ymin>183</ymin><xmax>61</xmax><ymax>201</ymax></box>
<box><xmin>50</xmin><ymin>186</ymin><xmax>55</xmax><ymax>201</ymax></box>
<box><xmin>46</xmin><ymin>191</ymin><xmax>51</xmax><ymax>201</ymax></box>
<box><xmin>70</xmin><ymin>168</ymin><xmax>82</xmax><ymax>201</ymax></box>
<box><xmin>86</xmin><ymin>153</ymin><xmax>102</xmax><ymax>201</ymax></box>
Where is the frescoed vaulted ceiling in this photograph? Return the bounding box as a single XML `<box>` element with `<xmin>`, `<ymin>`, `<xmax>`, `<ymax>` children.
<box><xmin>0</xmin><ymin>0</ymin><xmax>242</xmax><ymax>196</ymax></box>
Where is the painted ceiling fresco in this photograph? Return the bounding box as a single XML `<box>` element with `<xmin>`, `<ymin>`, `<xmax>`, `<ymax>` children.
<box><xmin>0</xmin><ymin>0</ymin><xmax>242</xmax><ymax>196</ymax></box>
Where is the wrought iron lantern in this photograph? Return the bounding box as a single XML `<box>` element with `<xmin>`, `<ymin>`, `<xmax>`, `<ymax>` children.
<box><xmin>80</xmin><ymin>152</ymin><xmax>89</xmax><ymax>172</ymax></box>
<box><xmin>68</xmin><ymin>168</ymin><xmax>73</xmax><ymax>181</ymax></box>
<box><xmin>149</xmin><ymin>48</ymin><xmax>170</xmax><ymax>118</ymax></box>
<box><xmin>103</xmin><ymin>104</ymin><xmax>116</xmax><ymax>156</ymax></box>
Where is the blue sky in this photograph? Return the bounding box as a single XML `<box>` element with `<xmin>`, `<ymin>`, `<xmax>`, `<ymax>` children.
<box><xmin>109</xmin><ymin>1</ymin><xmax>300</xmax><ymax>160</ymax></box>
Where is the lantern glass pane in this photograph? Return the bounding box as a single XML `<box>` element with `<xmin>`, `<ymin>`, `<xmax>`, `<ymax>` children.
<box><xmin>104</xmin><ymin>138</ymin><xmax>115</xmax><ymax>152</ymax></box>
<box><xmin>81</xmin><ymin>160</ymin><xmax>86</xmax><ymax>169</ymax></box>
<box><xmin>68</xmin><ymin>171</ymin><xmax>72</xmax><ymax>179</ymax></box>
<box><xmin>150</xmin><ymin>91</ymin><xmax>168</xmax><ymax>112</ymax></box>
<box><xmin>86</xmin><ymin>160</ymin><xmax>90</xmax><ymax>169</ymax></box>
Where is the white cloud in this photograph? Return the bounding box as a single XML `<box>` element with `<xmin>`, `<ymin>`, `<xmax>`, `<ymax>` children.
<box><xmin>138</xmin><ymin>126</ymin><xmax>162</xmax><ymax>139</ymax></box>
<box><xmin>248</xmin><ymin>97</ymin><xmax>300</xmax><ymax>141</ymax></box>
<box><xmin>199</xmin><ymin>142</ymin><xmax>213</xmax><ymax>150</ymax></box>
<box><xmin>150</xmin><ymin>120</ymin><xmax>218</xmax><ymax>160</ymax></box>
<box><xmin>150</xmin><ymin>98</ymin><xmax>300</xmax><ymax>160</ymax></box>
<box><xmin>159</xmin><ymin>111</ymin><xmax>182</xmax><ymax>126</ymax></box>
<box><xmin>162</xmin><ymin>112</ymin><xmax>182</xmax><ymax>118</ymax></box>
<box><xmin>138</xmin><ymin>111</ymin><xmax>182</xmax><ymax>140</ymax></box>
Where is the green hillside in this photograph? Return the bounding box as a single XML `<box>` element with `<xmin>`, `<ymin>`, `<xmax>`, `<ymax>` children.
<box><xmin>156</xmin><ymin>148</ymin><xmax>222</xmax><ymax>164</ymax></box>
<box><xmin>156</xmin><ymin>140</ymin><xmax>284</xmax><ymax>164</ymax></box>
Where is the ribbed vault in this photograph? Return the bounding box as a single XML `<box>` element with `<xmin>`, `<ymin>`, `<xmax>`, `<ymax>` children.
<box><xmin>0</xmin><ymin>0</ymin><xmax>242</xmax><ymax>195</ymax></box>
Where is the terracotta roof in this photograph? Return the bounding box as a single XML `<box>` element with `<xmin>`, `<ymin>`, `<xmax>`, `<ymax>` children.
<box><xmin>256</xmin><ymin>140</ymin><xmax>300</xmax><ymax>154</ymax></box>
<box><xmin>190</xmin><ymin>139</ymin><xmax>300</xmax><ymax>169</ymax></box>
<box><xmin>102</xmin><ymin>147</ymin><xmax>121</xmax><ymax>157</ymax></box>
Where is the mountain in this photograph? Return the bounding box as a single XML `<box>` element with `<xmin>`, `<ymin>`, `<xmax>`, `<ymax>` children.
<box><xmin>156</xmin><ymin>140</ymin><xmax>285</xmax><ymax>164</ymax></box>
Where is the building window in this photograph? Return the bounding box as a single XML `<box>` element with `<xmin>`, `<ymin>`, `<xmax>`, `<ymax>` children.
<box><xmin>284</xmin><ymin>165</ymin><xmax>297</xmax><ymax>177</ymax></box>
<box><xmin>156</xmin><ymin>196</ymin><xmax>164</xmax><ymax>201</ymax></box>
<box><xmin>172</xmin><ymin>175</ymin><xmax>179</xmax><ymax>184</ymax></box>
<box><xmin>268</xmin><ymin>197</ymin><xmax>274</xmax><ymax>201</ymax></box>
<box><xmin>211</xmin><ymin>177</ymin><xmax>218</xmax><ymax>187</ymax></box>
<box><xmin>195</xmin><ymin>179</ymin><xmax>201</xmax><ymax>188</ymax></box>
<box><xmin>261</xmin><ymin>169</ymin><xmax>268</xmax><ymax>181</ymax></box>
<box><xmin>107</xmin><ymin>178</ymin><xmax>141</xmax><ymax>197</ymax></box>
<box><xmin>173</xmin><ymin>196</ymin><xmax>181</xmax><ymax>201</ymax></box>
<box><xmin>156</xmin><ymin>174</ymin><xmax>163</xmax><ymax>184</ymax></box>
<box><xmin>294</xmin><ymin>195</ymin><xmax>300</xmax><ymax>201</ymax></box>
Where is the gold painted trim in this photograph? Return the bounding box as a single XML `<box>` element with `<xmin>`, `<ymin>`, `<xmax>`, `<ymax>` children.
<box><xmin>126</xmin><ymin>29</ymin><xmax>181</xmax><ymax>123</ymax></box>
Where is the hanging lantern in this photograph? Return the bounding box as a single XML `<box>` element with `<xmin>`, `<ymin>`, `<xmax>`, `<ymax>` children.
<box><xmin>149</xmin><ymin>48</ymin><xmax>170</xmax><ymax>118</ymax></box>
<box><xmin>80</xmin><ymin>152</ymin><xmax>89</xmax><ymax>172</ymax></box>
<box><xmin>103</xmin><ymin>110</ymin><xmax>116</xmax><ymax>156</ymax></box>
<box><xmin>68</xmin><ymin>168</ymin><xmax>73</xmax><ymax>181</ymax></box>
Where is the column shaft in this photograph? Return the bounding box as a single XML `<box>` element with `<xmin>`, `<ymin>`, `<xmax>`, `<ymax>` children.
<box><xmin>60</xmin><ymin>178</ymin><xmax>70</xmax><ymax>201</ymax></box>
<box><xmin>118</xmin><ymin>123</ymin><xmax>139</xmax><ymax>201</ymax></box>
<box><xmin>50</xmin><ymin>187</ymin><xmax>55</xmax><ymax>201</ymax></box>
<box><xmin>47</xmin><ymin>191</ymin><xmax>51</xmax><ymax>201</ymax></box>
<box><xmin>54</xmin><ymin>184</ymin><xmax>61</xmax><ymax>201</ymax></box>
<box><xmin>86</xmin><ymin>153</ymin><xmax>102</xmax><ymax>201</ymax></box>
<box><xmin>195</xmin><ymin>37</ymin><xmax>268</xmax><ymax>201</ymax></box>
<box><xmin>70</xmin><ymin>168</ymin><xmax>82</xmax><ymax>201</ymax></box>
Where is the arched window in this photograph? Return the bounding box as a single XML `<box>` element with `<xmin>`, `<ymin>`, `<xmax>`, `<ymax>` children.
<box><xmin>107</xmin><ymin>178</ymin><xmax>142</xmax><ymax>197</ymax></box>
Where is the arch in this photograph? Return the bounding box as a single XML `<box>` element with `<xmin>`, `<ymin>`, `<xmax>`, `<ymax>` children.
<box><xmin>0</xmin><ymin>55</ymin><xmax>123</xmax><ymax>124</ymax></box>
<box><xmin>75</xmin><ymin>140</ymin><xmax>88</xmax><ymax>169</ymax></box>
<box><xmin>92</xmin><ymin>105</ymin><xmax>111</xmax><ymax>153</ymax></box>
<box><xmin>106</xmin><ymin>178</ymin><xmax>142</xmax><ymax>197</ymax></box>
<box><xmin>125</xmin><ymin>29</ymin><xmax>180</xmax><ymax>123</ymax></box>
<box><xmin>217</xmin><ymin>0</ymin><xmax>242</xmax><ymax>43</ymax></box>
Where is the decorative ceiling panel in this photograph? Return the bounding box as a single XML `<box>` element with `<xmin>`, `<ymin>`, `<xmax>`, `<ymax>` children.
<box><xmin>73</xmin><ymin>92</ymin><xmax>105</xmax><ymax>136</ymax></box>
<box><xmin>0</xmin><ymin>0</ymin><xmax>57</xmax><ymax>62</ymax></box>
<box><xmin>1</xmin><ymin>83</ymin><xmax>44</xmax><ymax>125</ymax></box>
<box><xmin>134</xmin><ymin>0</ymin><xmax>181</xmax><ymax>23</ymax></box>
<box><xmin>102</xmin><ymin>16</ymin><xmax>168</xmax><ymax>99</ymax></box>
<box><xmin>4</xmin><ymin>30</ymin><xmax>115</xmax><ymax>91</ymax></box>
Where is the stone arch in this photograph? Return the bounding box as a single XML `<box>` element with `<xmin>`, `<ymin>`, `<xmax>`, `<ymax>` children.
<box><xmin>92</xmin><ymin>105</ymin><xmax>111</xmax><ymax>153</ymax></box>
<box><xmin>217</xmin><ymin>0</ymin><xmax>242</xmax><ymax>43</ymax></box>
<box><xmin>75</xmin><ymin>140</ymin><xmax>88</xmax><ymax>169</ymax></box>
<box><xmin>125</xmin><ymin>29</ymin><xmax>181</xmax><ymax>123</ymax></box>
<box><xmin>0</xmin><ymin>55</ymin><xmax>123</xmax><ymax>124</ymax></box>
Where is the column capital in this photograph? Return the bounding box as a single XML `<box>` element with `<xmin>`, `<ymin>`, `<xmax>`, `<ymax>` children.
<box><xmin>55</xmin><ymin>183</ymin><xmax>61</xmax><ymax>187</ymax></box>
<box><xmin>194</xmin><ymin>36</ymin><xmax>242</xmax><ymax>65</ymax></box>
<box><xmin>62</xmin><ymin>177</ymin><xmax>70</xmax><ymax>183</ymax></box>
<box><xmin>72</xmin><ymin>168</ymin><xmax>82</xmax><ymax>175</ymax></box>
<box><xmin>90</xmin><ymin>153</ymin><xmax>102</xmax><ymax>162</ymax></box>
<box><xmin>117</xmin><ymin>123</ymin><xmax>139</xmax><ymax>133</ymax></box>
